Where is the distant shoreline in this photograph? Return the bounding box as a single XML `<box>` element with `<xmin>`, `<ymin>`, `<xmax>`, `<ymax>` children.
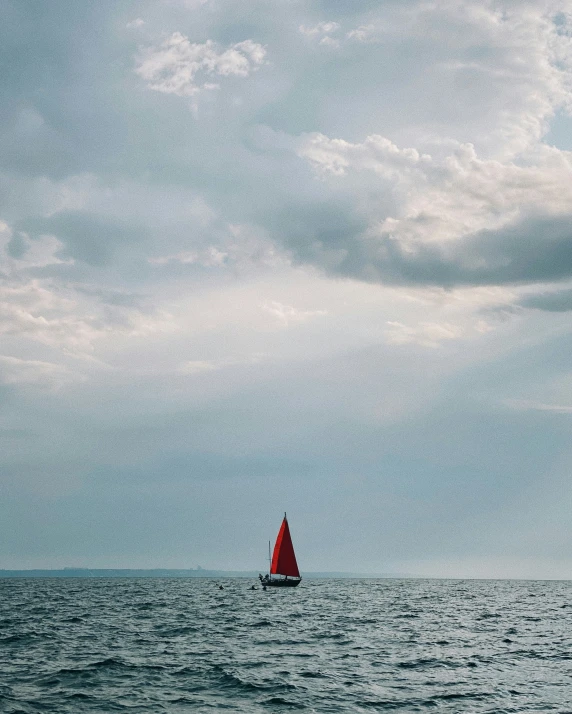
<box><xmin>2</xmin><ymin>570</ymin><xmax>570</xmax><ymax>580</ymax></box>
<box><xmin>0</xmin><ymin>568</ymin><xmax>406</xmax><ymax>579</ymax></box>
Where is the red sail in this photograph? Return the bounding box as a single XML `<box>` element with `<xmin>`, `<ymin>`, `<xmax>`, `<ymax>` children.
<box><xmin>270</xmin><ymin>516</ymin><xmax>300</xmax><ymax>578</ymax></box>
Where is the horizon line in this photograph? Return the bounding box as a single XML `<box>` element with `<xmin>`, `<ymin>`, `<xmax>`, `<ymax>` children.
<box><xmin>1</xmin><ymin>567</ymin><xmax>571</xmax><ymax>581</ymax></box>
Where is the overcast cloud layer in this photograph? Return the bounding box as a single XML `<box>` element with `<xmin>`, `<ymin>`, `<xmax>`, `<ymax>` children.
<box><xmin>2</xmin><ymin>0</ymin><xmax>572</xmax><ymax>578</ymax></box>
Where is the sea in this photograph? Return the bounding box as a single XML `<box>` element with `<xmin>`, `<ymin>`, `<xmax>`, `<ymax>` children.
<box><xmin>1</xmin><ymin>577</ymin><xmax>571</xmax><ymax>713</ymax></box>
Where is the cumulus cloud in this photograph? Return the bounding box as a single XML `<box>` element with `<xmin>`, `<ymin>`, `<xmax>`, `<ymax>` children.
<box><xmin>299</xmin><ymin>21</ymin><xmax>341</xmax><ymax>47</ymax></box>
<box><xmin>293</xmin><ymin>130</ymin><xmax>572</xmax><ymax>288</ymax></box>
<box><xmin>346</xmin><ymin>25</ymin><xmax>376</xmax><ymax>42</ymax></box>
<box><xmin>135</xmin><ymin>32</ymin><xmax>266</xmax><ymax>98</ymax></box>
<box><xmin>299</xmin><ymin>21</ymin><xmax>340</xmax><ymax>37</ymax></box>
<box><xmin>377</xmin><ymin>0</ymin><xmax>572</xmax><ymax>157</ymax></box>
<box><xmin>290</xmin><ymin>0</ymin><xmax>572</xmax><ymax>163</ymax></box>
<box><xmin>299</xmin><ymin>135</ymin><xmax>572</xmax><ymax>233</ymax></box>
<box><xmin>298</xmin><ymin>132</ymin><xmax>430</xmax><ymax>179</ymax></box>
<box><xmin>300</xmin><ymin>20</ymin><xmax>378</xmax><ymax>48</ymax></box>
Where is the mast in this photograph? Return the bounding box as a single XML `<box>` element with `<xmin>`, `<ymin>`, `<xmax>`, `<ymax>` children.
<box><xmin>284</xmin><ymin>513</ymin><xmax>287</xmax><ymax>580</ymax></box>
<box><xmin>268</xmin><ymin>540</ymin><xmax>271</xmax><ymax>580</ymax></box>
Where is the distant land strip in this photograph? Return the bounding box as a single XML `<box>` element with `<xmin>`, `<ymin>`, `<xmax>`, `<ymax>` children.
<box><xmin>0</xmin><ymin>569</ymin><xmax>409</xmax><ymax>579</ymax></box>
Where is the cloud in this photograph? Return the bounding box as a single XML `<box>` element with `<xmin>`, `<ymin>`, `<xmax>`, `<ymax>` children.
<box><xmin>149</xmin><ymin>246</ymin><xmax>228</xmax><ymax>267</ymax></box>
<box><xmin>300</xmin><ymin>19</ymin><xmax>380</xmax><ymax>48</ymax></box>
<box><xmin>0</xmin><ymin>355</ymin><xmax>80</xmax><ymax>390</ymax></box>
<box><xmin>385</xmin><ymin>320</ymin><xmax>462</xmax><ymax>348</ymax></box>
<box><xmin>177</xmin><ymin>360</ymin><xmax>218</xmax><ymax>375</ymax></box>
<box><xmin>300</xmin><ymin>19</ymin><xmax>379</xmax><ymax>48</ymax></box>
<box><xmin>298</xmin><ymin>132</ymin><xmax>430</xmax><ymax>178</ymax></box>
<box><xmin>290</xmin><ymin>131</ymin><xmax>572</xmax><ymax>288</ymax></box>
<box><xmin>0</xmin><ymin>279</ymin><xmax>171</xmax><ymax>353</ymax></box>
<box><xmin>505</xmin><ymin>399</ymin><xmax>572</xmax><ymax>414</ymax></box>
<box><xmin>388</xmin><ymin>0</ymin><xmax>572</xmax><ymax>156</ymax></box>
<box><xmin>352</xmin><ymin>213</ymin><xmax>572</xmax><ymax>288</ymax></box>
<box><xmin>262</xmin><ymin>301</ymin><xmax>327</xmax><ymax>326</ymax></box>
<box><xmin>148</xmin><ymin>223</ymin><xmax>285</xmax><ymax>272</ymax></box>
<box><xmin>1</xmin><ymin>229</ymin><xmax>71</xmax><ymax>272</ymax></box>
<box><xmin>259</xmin><ymin>0</ymin><xmax>572</xmax><ymax>164</ymax></box>
<box><xmin>176</xmin><ymin>353</ymin><xmax>264</xmax><ymax>376</ymax></box>
<box><xmin>299</xmin><ymin>21</ymin><xmax>341</xmax><ymax>47</ymax></box>
<box><xmin>299</xmin><ymin>135</ymin><xmax>572</xmax><ymax>236</ymax></box>
<box><xmin>126</xmin><ymin>18</ymin><xmax>145</xmax><ymax>29</ymax></box>
<box><xmin>0</xmin><ymin>218</ymin><xmax>174</xmax><ymax>356</ymax></box>
<box><xmin>346</xmin><ymin>24</ymin><xmax>376</xmax><ymax>42</ymax></box>
<box><xmin>135</xmin><ymin>32</ymin><xmax>266</xmax><ymax>98</ymax></box>
<box><xmin>518</xmin><ymin>287</ymin><xmax>572</xmax><ymax>312</ymax></box>
<box><xmin>299</xmin><ymin>22</ymin><xmax>341</xmax><ymax>37</ymax></box>
<box><xmin>17</xmin><ymin>211</ymin><xmax>146</xmax><ymax>267</ymax></box>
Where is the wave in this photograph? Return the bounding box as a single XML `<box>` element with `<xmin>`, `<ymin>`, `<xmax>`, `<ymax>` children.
<box><xmin>2</xmin><ymin>577</ymin><xmax>570</xmax><ymax>713</ymax></box>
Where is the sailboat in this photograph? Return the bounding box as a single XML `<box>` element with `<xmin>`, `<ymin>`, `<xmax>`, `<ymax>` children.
<box><xmin>259</xmin><ymin>513</ymin><xmax>301</xmax><ymax>587</ymax></box>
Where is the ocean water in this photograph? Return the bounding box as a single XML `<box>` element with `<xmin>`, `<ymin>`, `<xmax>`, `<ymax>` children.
<box><xmin>1</xmin><ymin>578</ymin><xmax>571</xmax><ymax>713</ymax></box>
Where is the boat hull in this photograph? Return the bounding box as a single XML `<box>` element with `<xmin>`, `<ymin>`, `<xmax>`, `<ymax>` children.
<box><xmin>260</xmin><ymin>577</ymin><xmax>301</xmax><ymax>587</ymax></box>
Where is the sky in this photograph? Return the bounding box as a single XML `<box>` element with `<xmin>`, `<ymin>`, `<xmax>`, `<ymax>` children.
<box><xmin>2</xmin><ymin>0</ymin><xmax>572</xmax><ymax>579</ymax></box>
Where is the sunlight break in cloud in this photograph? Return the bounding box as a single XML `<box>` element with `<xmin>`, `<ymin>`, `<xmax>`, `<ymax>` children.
<box><xmin>135</xmin><ymin>33</ymin><xmax>266</xmax><ymax>98</ymax></box>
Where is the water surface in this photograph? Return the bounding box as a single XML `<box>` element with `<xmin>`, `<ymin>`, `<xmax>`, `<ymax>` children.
<box><xmin>1</xmin><ymin>578</ymin><xmax>571</xmax><ymax>712</ymax></box>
